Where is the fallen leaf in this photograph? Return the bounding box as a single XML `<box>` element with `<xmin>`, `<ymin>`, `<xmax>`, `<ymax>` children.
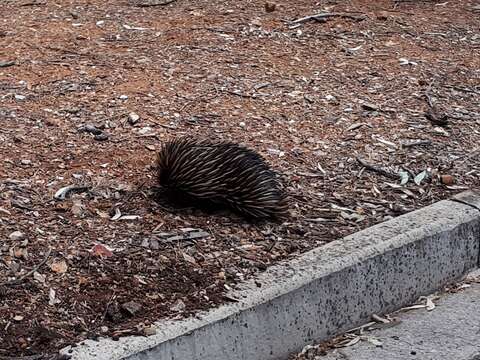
<box><xmin>340</xmin><ymin>212</ymin><xmax>365</xmax><ymax>222</ymax></box>
<box><xmin>399</xmin><ymin>171</ymin><xmax>410</xmax><ymax>185</ymax></box>
<box><xmin>111</xmin><ymin>208</ymin><xmax>122</xmax><ymax>221</ymax></box>
<box><xmin>118</xmin><ymin>215</ymin><xmax>141</xmax><ymax>221</ymax></box>
<box><xmin>414</xmin><ymin>170</ymin><xmax>427</xmax><ymax>185</ymax></box>
<box><xmin>347</xmin><ymin>122</ymin><xmax>367</xmax><ymax>131</ymax></box>
<box><xmin>110</xmin><ymin>208</ymin><xmax>141</xmax><ymax>221</ymax></box>
<box><xmin>399</xmin><ymin>57</ymin><xmax>417</xmax><ymax>66</ymax></box>
<box><xmin>9</xmin><ymin>231</ymin><xmax>25</xmax><ymax>241</ymax></box>
<box><xmin>48</xmin><ymin>288</ymin><xmax>60</xmax><ymax>306</ymax></box>
<box><xmin>365</xmin><ymin>336</ymin><xmax>383</xmax><ymax>347</ymax></box>
<box><xmin>54</xmin><ymin>185</ymin><xmax>88</xmax><ymax>200</ymax></box>
<box><xmin>50</xmin><ymin>259</ymin><xmax>68</xmax><ymax>274</ymax></box>
<box><xmin>14</xmin><ymin>247</ymin><xmax>28</xmax><ymax>259</ymax></box>
<box><xmin>182</xmin><ymin>252</ymin><xmax>197</xmax><ymax>264</ymax></box>
<box><xmin>91</xmin><ymin>244</ymin><xmax>113</xmax><ymax>258</ymax></box>
<box><xmin>71</xmin><ymin>200</ymin><xmax>85</xmax><ymax>217</ymax></box>
<box><xmin>33</xmin><ymin>271</ymin><xmax>46</xmax><ymax>284</ymax></box>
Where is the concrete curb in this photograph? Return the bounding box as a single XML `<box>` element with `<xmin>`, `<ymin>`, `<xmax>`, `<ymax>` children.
<box><xmin>63</xmin><ymin>190</ymin><xmax>480</xmax><ymax>360</ymax></box>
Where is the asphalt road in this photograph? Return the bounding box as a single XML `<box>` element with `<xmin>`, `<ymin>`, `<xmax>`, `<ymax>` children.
<box><xmin>322</xmin><ymin>270</ymin><xmax>480</xmax><ymax>360</ymax></box>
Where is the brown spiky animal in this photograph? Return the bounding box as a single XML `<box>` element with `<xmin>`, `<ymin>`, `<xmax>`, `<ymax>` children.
<box><xmin>156</xmin><ymin>137</ymin><xmax>288</xmax><ymax>220</ymax></box>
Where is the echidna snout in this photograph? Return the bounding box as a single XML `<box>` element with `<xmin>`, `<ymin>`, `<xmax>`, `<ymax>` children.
<box><xmin>156</xmin><ymin>137</ymin><xmax>288</xmax><ymax>219</ymax></box>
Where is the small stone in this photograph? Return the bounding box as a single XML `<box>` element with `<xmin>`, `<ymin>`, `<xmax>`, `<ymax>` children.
<box><xmin>96</xmin><ymin>20</ymin><xmax>105</xmax><ymax>27</ymax></box>
<box><xmin>9</xmin><ymin>261</ymin><xmax>20</xmax><ymax>273</ymax></box>
<box><xmin>239</xmin><ymin>121</ymin><xmax>246</xmax><ymax>128</ymax></box>
<box><xmin>119</xmin><ymin>94</ymin><xmax>129</xmax><ymax>100</ymax></box>
<box><xmin>362</xmin><ymin>102</ymin><xmax>379</xmax><ymax>111</ymax></box>
<box><xmin>81</xmin><ymin>124</ymin><xmax>103</xmax><ymax>135</ymax></box>
<box><xmin>128</xmin><ymin>112</ymin><xmax>140</xmax><ymax>125</ymax></box>
<box><xmin>100</xmin><ymin>326</ymin><xmax>109</xmax><ymax>333</ymax></box>
<box><xmin>121</xmin><ymin>301</ymin><xmax>142</xmax><ymax>317</ymax></box>
<box><xmin>14</xmin><ymin>94</ymin><xmax>26</xmax><ymax>101</ymax></box>
<box><xmin>170</xmin><ymin>299</ymin><xmax>186</xmax><ymax>312</ymax></box>
<box><xmin>138</xmin><ymin>126</ymin><xmax>152</xmax><ymax>135</ymax></box>
<box><xmin>13</xmin><ymin>315</ymin><xmax>24</xmax><ymax>321</ymax></box>
<box><xmin>267</xmin><ymin>148</ymin><xmax>285</xmax><ymax>157</ymax></box>
<box><xmin>9</xmin><ymin>231</ymin><xmax>25</xmax><ymax>241</ymax></box>
<box><xmin>425</xmin><ymin>107</ymin><xmax>448</xmax><ymax>127</ymax></box>
<box><xmin>440</xmin><ymin>174</ymin><xmax>455</xmax><ymax>185</ymax></box>
<box><xmin>265</xmin><ymin>2</ymin><xmax>276</xmax><ymax>12</ymax></box>
<box><xmin>142</xmin><ymin>326</ymin><xmax>157</xmax><ymax>336</ymax></box>
<box><xmin>64</xmin><ymin>107</ymin><xmax>80</xmax><ymax>114</ymax></box>
<box><xmin>94</xmin><ymin>133</ymin><xmax>109</xmax><ymax>141</ymax></box>
<box><xmin>20</xmin><ymin>159</ymin><xmax>31</xmax><ymax>165</ymax></box>
<box><xmin>150</xmin><ymin>239</ymin><xmax>159</xmax><ymax>250</ymax></box>
<box><xmin>377</xmin><ymin>11</ymin><xmax>389</xmax><ymax>20</ymax></box>
<box><xmin>251</xmin><ymin>18</ymin><xmax>262</xmax><ymax>27</ymax></box>
<box><xmin>18</xmin><ymin>337</ymin><xmax>28</xmax><ymax>348</ymax></box>
<box><xmin>44</xmin><ymin>118</ymin><xmax>60</xmax><ymax>126</ymax></box>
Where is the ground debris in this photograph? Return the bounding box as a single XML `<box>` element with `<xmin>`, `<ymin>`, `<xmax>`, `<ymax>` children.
<box><xmin>0</xmin><ymin>0</ymin><xmax>478</xmax><ymax>356</ymax></box>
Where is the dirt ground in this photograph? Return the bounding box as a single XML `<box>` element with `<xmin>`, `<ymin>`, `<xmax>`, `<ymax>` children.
<box><xmin>0</xmin><ymin>0</ymin><xmax>479</xmax><ymax>357</ymax></box>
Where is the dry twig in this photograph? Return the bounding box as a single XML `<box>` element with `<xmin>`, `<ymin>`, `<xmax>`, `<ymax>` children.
<box><xmin>131</xmin><ymin>0</ymin><xmax>176</xmax><ymax>6</ymax></box>
<box><xmin>19</xmin><ymin>1</ymin><xmax>46</xmax><ymax>6</ymax></box>
<box><xmin>401</xmin><ymin>139</ymin><xmax>432</xmax><ymax>148</ymax></box>
<box><xmin>1</xmin><ymin>249</ymin><xmax>52</xmax><ymax>287</ymax></box>
<box><xmin>356</xmin><ymin>157</ymin><xmax>398</xmax><ymax>180</ymax></box>
<box><xmin>290</xmin><ymin>12</ymin><xmax>366</xmax><ymax>27</ymax></box>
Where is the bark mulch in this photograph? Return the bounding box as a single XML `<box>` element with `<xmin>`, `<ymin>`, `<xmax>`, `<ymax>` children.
<box><xmin>0</xmin><ymin>0</ymin><xmax>479</xmax><ymax>357</ymax></box>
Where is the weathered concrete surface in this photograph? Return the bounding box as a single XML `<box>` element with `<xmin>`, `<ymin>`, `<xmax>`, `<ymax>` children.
<box><xmin>62</xmin><ymin>191</ymin><xmax>480</xmax><ymax>360</ymax></box>
<box><xmin>323</xmin><ymin>270</ymin><xmax>480</xmax><ymax>360</ymax></box>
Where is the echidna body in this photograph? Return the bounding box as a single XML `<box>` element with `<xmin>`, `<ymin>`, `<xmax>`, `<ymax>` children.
<box><xmin>156</xmin><ymin>137</ymin><xmax>287</xmax><ymax>219</ymax></box>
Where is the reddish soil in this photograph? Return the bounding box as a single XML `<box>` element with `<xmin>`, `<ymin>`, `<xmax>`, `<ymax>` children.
<box><xmin>0</xmin><ymin>0</ymin><xmax>479</xmax><ymax>357</ymax></box>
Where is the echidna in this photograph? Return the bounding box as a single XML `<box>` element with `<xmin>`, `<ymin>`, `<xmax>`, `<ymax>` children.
<box><xmin>156</xmin><ymin>137</ymin><xmax>288</xmax><ymax>220</ymax></box>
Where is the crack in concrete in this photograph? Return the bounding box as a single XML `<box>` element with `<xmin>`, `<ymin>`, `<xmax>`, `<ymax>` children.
<box><xmin>449</xmin><ymin>198</ymin><xmax>480</xmax><ymax>212</ymax></box>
